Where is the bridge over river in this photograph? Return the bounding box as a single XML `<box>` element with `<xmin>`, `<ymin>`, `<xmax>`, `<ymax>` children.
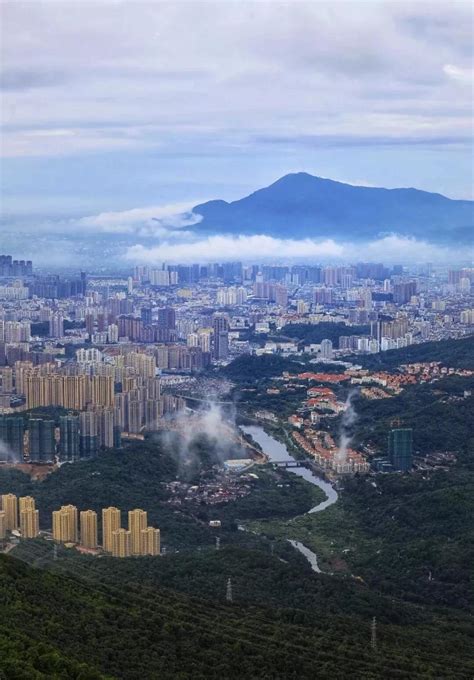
<box><xmin>272</xmin><ymin>460</ymin><xmax>308</xmax><ymax>468</ymax></box>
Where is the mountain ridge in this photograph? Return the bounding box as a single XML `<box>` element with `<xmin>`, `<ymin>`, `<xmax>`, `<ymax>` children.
<box><xmin>192</xmin><ymin>172</ymin><xmax>473</xmax><ymax>243</ymax></box>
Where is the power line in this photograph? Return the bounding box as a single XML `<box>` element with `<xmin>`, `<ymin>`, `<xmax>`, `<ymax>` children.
<box><xmin>371</xmin><ymin>617</ymin><xmax>377</xmax><ymax>652</ymax></box>
<box><xmin>226</xmin><ymin>577</ymin><xmax>233</xmax><ymax>603</ymax></box>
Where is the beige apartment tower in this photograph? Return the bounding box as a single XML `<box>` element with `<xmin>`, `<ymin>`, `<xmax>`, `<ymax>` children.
<box><xmin>102</xmin><ymin>506</ymin><xmax>121</xmax><ymax>553</ymax></box>
<box><xmin>80</xmin><ymin>509</ymin><xmax>98</xmax><ymax>549</ymax></box>
<box><xmin>20</xmin><ymin>509</ymin><xmax>40</xmax><ymax>538</ymax></box>
<box><xmin>19</xmin><ymin>496</ymin><xmax>36</xmax><ymax>512</ymax></box>
<box><xmin>52</xmin><ymin>504</ymin><xmax>78</xmax><ymax>543</ymax></box>
<box><xmin>140</xmin><ymin>527</ymin><xmax>161</xmax><ymax>556</ymax></box>
<box><xmin>128</xmin><ymin>509</ymin><xmax>147</xmax><ymax>555</ymax></box>
<box><xmin>1</xmin><ymin>493</ymin><xmax>18</xmax><ymax>531</ymax></box>
<box><xmin>112</xmin><ymin>528</ymin><xmax>131</xmax><ymax>557</ymax></box>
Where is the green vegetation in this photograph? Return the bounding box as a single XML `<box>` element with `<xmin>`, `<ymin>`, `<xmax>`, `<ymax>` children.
<box><xmin>279</xmin><ymin>322</ymin><xmax>371</xmax><ymax>345</ymax></box>
<box><xmin>212</xmin><ymin>467</ymin><xmax>324</xmax><ymax>523</ymax></box>
<box><xmin>236</xmin><ymin>385</ymin><xmax>308</xmax><ymax>418</ymax></box>
<box><xmin>0</xmin><ymin>436</ymin><xmax>321</xmax><ymax>552</ymax></box>
<box><xmin>350</xmin><ymin>376</ymin><xmax>474</xmax><ymax>455</ymax></box>
<box><xmin>352</xmin><ymin>335</ymin><xmax>474</xmax><ymax>371</ymax></box>
<box><xmin>2</xmin><ymin>338</ymin><xmax>474</xmax><ymax>677</ymax></box>
<box><xmin>31</xmin><ymin>320</ymin><xmax>85</xmax><ymax>337</ymax></box>
<box><xmin>222</xmin><ymin>353</ymin><xmax>302</xmax><ymax>383</ymax></box>
<box><xmin>4</xmin><ymin>550</ymin><xmax>473</xmax><ymax>679</ymax></box>
<box><xmin>249</xmin><ymin>446</ymin><xmax>474</xmax><ymax>611</ymax></box>
<box><xmin>19</xmin><ymin>406</ymin><xmax>71</xmax><ymax>427</ymax></box>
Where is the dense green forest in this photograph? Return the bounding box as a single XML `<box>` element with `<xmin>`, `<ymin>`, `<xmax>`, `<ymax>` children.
<box><xmin>236</xmin><ymin>385</ymin><xmax>308</xmax><ymax>418</ymax></box>
<box><xmin>344</xmin><ymin>375</ymin><xmax>474</xmax><ymax>455</ymax></box>
<box><xmin>2</xmin><ymin>547</ymin><xmax>473</xmax><ymax>679</ymax></box>
<box><xmin>222</xmin><ymin>353</ymin><xmax>304</xmax><ymax>383</ymax></box>
<box><xmin>2</xmin><ymin>409</ymin><xmax>474</xmax><ymax>677</ymax></box>
<box><xmin>278</xmin><ymin>322</ymin><xmax>371</xmax><ymax>345</ymax></box>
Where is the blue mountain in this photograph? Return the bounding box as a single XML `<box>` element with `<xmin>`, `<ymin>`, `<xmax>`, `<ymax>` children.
<box><xmin>192</xmin><ymin>173</ymin><xmax>473</xmax><ymax>243</ymax></box>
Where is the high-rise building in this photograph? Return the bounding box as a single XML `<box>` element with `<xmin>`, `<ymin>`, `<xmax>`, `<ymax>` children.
<box><xmin>320</xmin><ymin>339</ymin><xmax>334</xmax><ymax>360</ymax></box>
<box><xmin>140</xmin><ymin>527</ymin><xmax>160</xmax><ymax>556</ymax></box>
<box><xmin>0</xmin><ymin>417</ymin><xmax>24</xmax><ymax>459</ymax></box>
<box><xmin>198</xmin><ymin>330</ymin><xmax>212</xmax><ymax>353</ymax></box>
<box><xmin>127</xmin><ymin>399</ymin><xmax>143</xmax><ymax>434</ymax></box>
<box><xmin>140</xmin><ymin>306</ymin><xmax>152</xmax><ymax>325</ymax></box>
<box><xmin>273</xmin><ymin>284</ymin><xmax>288</xmax><ymax>308</ymax></box>
<box><xmin>52</xmin><ymin>504</ymin><xmax>78</xmax><ymax>543</ymax></box>
<box><xmin>213</xmin><ymin>315</ymin><xmax>229</xmax><ymax>360</ymax></box>
<box><xmin>29</xmin><ymin>419</ymin><xmax>56</xmax><ymax>462</ymax></box>
<box><xmin>97</xmin><ymin>407</ymin><xmax>115</xmax><ymax>448</ymax></box>
<box><xmin>313</xmin><ymin>287</ymin><xmax>333</xmax><ymax>305</ymax></box>
<box><xmin>19</xmin><ymin>496</ymin><xmax>35</xmax><ymax>513</ymax></box>
<box><xmin>388</xmin><ymin>428</ymin><xmax>413</xmax><ymax>472</ymax></box>
<box><xmin>128</xmin><ymin>509</ymin><xmax>147</xmax><ymax>555</ymax></box>
<box><xmin>144</xmin><ymin>399</ymin><xmax>161</xmax><ymax>431</ymax></box>
<box><xmin>49</xmin><ymin>313</ymin><xmax>64</xmax><ymax>338</ymax></box>
<box><xmin>1</xmin><ymin>493</ymin><xmax>18</xmax><ymax>531</ymax></box>
<box><xmin>0</xmin><ymin>511</ymin><xmax>6</xmax><ymax>539</ymax></box>
<box><xmin>393</xmin><ymin>281</ymin><xmax>417</xmax><ymax>305</ymax></box>
<box><xmin>20</xmin><ymin>508</ymin><xmax>39</xmax><ymax>538</ymax></box>
<box><xmin>80</xmin><ymin>510</ymin><xmax>98</xmax><ymax>549</ymax></box>
<box><xmin>102</xmin><ymin>506</ymin><xmax>121</xmax><ymax>553</ymax></box>
<box><xmin>0</xmin><ymin>367</ymin><xmax>13</xmax><ymax>393</ymax></box>
<box><xmin>323</xmin><ymin>267</ymin><xmax>338</xmax><ymax>287</ymax></box>
<box><xmin>59</xmin><ymin>414</ymin><xmax>80</xmax><ymax>461</ymax></box>
<box><xmin>79</xmin><ymin>411</ymin><xmax>99</xmax><ymax>458</ymax></box>
<box><xmin>112</xmin><ymin>528</ymin><xmax>131</xmax><ymax>557</ymax></box>
<box><xmin>107</xmin><ymin>323</ymin><xmax>119</xmax><ymax>343</ymax></box>
<box><xmin>90</xmin><ymin>375</ymin><xmax>114</xmax><ymax>407</ymax></box>
<box><xmin>157</xmin><ymin>307</ymin><xmax>176</xmax><ymax>330</ymax></box>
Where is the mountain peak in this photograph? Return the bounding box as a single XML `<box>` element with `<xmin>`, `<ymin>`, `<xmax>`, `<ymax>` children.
<box><xmin>192</xmin><ymin>173</ymin><xmax>472</xmax><ymax>244</ymax></box>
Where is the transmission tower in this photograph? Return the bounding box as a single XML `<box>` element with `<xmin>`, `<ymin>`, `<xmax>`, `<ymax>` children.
<box><xmin>226</xmin><ymin>577</ymin><xmax>233</xmax><ymax>603</ymax></box>
<box><xmin>215</xmin><ymin>536</ymin><xmax>221</xmax><ymax>551</ymax></box>
<box><xmin>53</xmin><ymin>544</ymin><xmax>58</xmax><ymax>561</ymax></box>
<box><xmin>371</xmin><ymin>617</ymin><xmax>377</xmax><ymax>651</ymax></box>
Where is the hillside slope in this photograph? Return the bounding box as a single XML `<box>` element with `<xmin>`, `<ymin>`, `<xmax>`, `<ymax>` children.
<box><xmin>193</xmin><ymin>173</ymin><xmax>473</xmax><ymax>243</ymax></box>
<box><xmin>1</xmin><ymin>553</ymin><xmax>473</xmax><ymax>679</ymax></box>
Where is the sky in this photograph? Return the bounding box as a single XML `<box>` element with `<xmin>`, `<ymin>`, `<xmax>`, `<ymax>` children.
<box><xmin>0</xmin><ymin>0</ymin><xmax>473</xmax><ymax>265</ymax></box>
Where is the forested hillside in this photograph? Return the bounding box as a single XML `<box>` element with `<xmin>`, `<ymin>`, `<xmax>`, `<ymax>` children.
<box><xmin>2</xmin><ymin>552</ymin><xmax>473</xmax><ymax>680</ymax></box>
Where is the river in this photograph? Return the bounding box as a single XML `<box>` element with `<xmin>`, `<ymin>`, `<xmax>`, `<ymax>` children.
<box><xmin>240</xmin><ymin>424</ymin><xmax>338</xmax><ymax>572</ymax></box>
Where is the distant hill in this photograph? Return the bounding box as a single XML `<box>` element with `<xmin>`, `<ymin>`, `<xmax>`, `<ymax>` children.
<box><xmin>193</xmin><ymin>173</ymin><xmax>473</xmax><ymax>243</ymax></box>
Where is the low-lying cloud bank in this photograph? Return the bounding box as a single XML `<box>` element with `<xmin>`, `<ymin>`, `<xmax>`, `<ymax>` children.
<box><xmin>4</xmin><ymin>202</ymin><xmax>471</xmax><ymax>267</ymax></box>
<box><xmin>125</xmin><ymin>233</ymin><xmax>470</xmax><ymax>265</ymax></box>
<box><xmin>76</xmin><ymin>202</ymin><xmax>202</xmax><ymax>237</ymax></box>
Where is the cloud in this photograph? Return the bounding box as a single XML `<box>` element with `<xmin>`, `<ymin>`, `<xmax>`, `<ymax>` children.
<box><xmin>1</xmin><ymin>1</ymin><xmax>472</xmax><ymax>215</ymax></box>
<box><xmin>76</xmin><ymin>202</ymin><xmax>202</xmax><ymax>235</ymax></box>
<box><xmin>124</xmin><ymin>233</ymin><xmax>468</xmax><ymax>265</ymax></box>
<box><xmin>0</xmin><ymin>1</ymin><xmax>471</xmax><ymax>159</ymax></box>
<box><xmin>254</xmin><ymin>133</ymin><xmax>471</xmax><ymax>149</ymax></box>
<box><xmin>443</xmin><ymin>64</ymin><xmax>474</xmax><ymax>83</ymax></box>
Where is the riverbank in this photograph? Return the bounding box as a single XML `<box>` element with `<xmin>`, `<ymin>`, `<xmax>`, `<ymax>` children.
<box><xmin>240</xmin><ymin>425</ymin><xmax>338</xmax><ymax>513</ymax></box>
<box><xmin>239</xmin><ymin>424</ymin><xmax>340</xmax><ymax>571</ymax></box>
